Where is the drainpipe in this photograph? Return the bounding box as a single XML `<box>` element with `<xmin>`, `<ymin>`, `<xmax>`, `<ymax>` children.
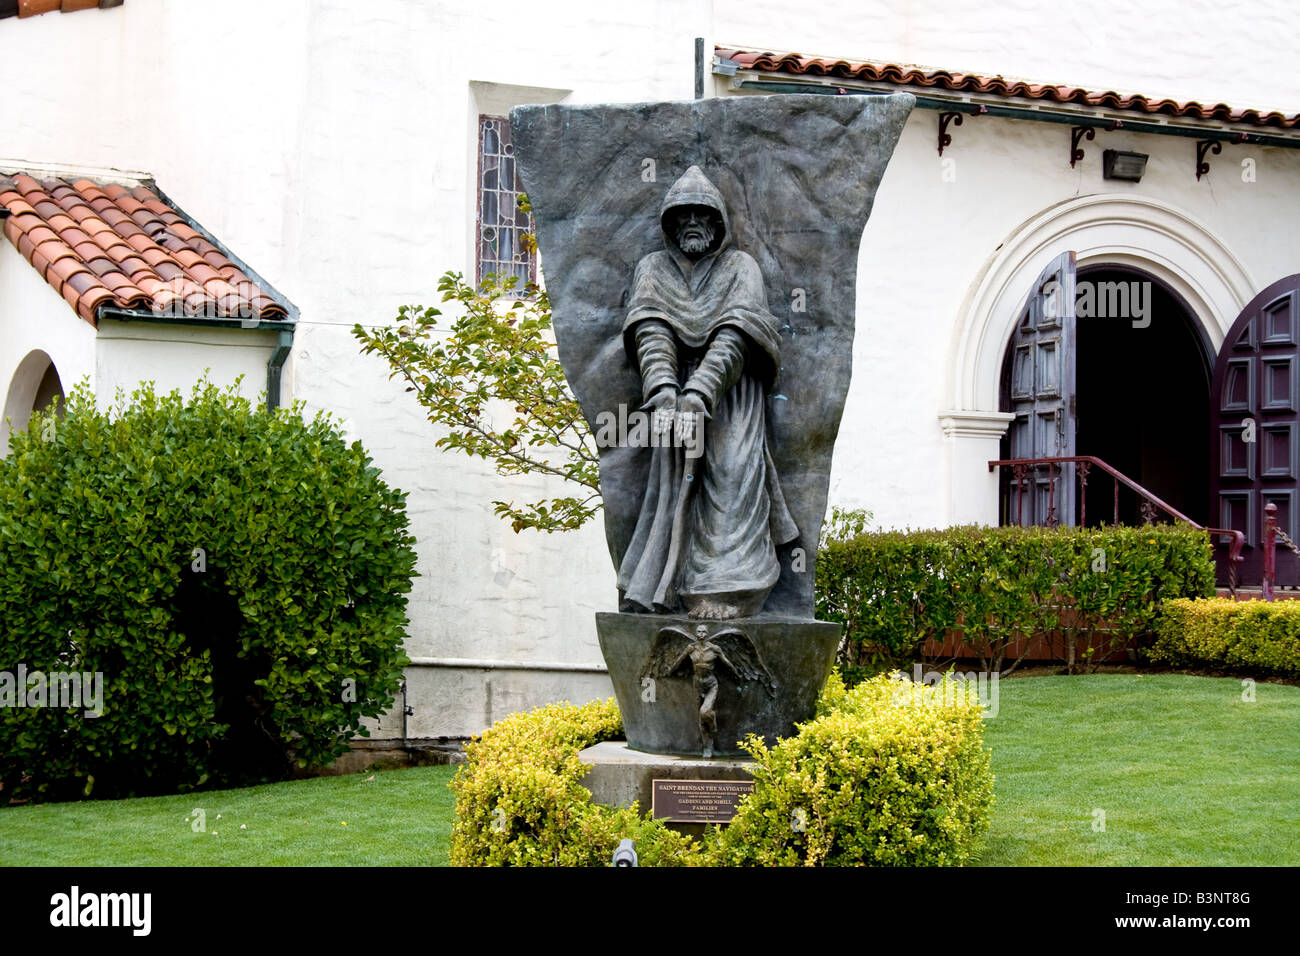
<box><xmin>266</xmin><ymin>328</ymin><xmax>293</xmax><ymax>411</ymax></box>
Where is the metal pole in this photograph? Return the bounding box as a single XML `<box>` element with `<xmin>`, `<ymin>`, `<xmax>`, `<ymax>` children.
<box><xmin>1078</xmin><ymin>460</ymin><xmax>1090</xmax><ymax>527</ymax></box>
<box><xmin>1046</xmin><ymin>461</ymin><xmax>1057</xmax><ymax>527</ymax></box>
<box><xmin>1014</xmin><ymin>465</ymin><xmax>1026</xmax><ymax>526</ymax></box>
<box><xmin>694</xmin><ymin>38</ymin><xmax>705</xmax><ymax>99</ymax></box>
<box><xmin>1264</xmin><ymin>502</ymin><xmax>1277</xmax><ymax>601</ymax></box>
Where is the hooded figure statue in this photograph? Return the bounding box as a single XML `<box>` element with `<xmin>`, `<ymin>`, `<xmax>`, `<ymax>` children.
<box><xmin>617</xmin><ymin>165</ymin><xmax>799</xmax><ymax>619</ymax></box>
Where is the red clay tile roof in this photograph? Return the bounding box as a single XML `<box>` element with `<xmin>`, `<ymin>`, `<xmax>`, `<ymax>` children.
<box><xmin>716</xmin><ymin>47</ymin><xmax>1300</xmax><ymax>130</ymax></box>
<box><xmin>0</xmin><ymin>174</ymin><xmax>288</xmax><ymax>326</ymax></box>
<box><xmin>2</xmin><ymin>1</ymin><xmax>123</xmax><ymax>19</ymax></box>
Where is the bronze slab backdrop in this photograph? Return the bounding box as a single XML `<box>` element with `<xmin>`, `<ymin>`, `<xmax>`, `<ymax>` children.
<box><xmin>511</xmin><ymin>92</ymin><xmax>915</xmax><ymax>618</ymax></box>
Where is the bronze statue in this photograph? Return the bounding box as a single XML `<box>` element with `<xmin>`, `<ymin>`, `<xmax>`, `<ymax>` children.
<box><xmin>617</xmin><ymin>166</ymin><xmax>799</xmax><ymax>620</ymax></box>
<box><xmin>511</xmin><ymin>93</ymin><xmax>914</xmax><ymax>755</ymax></box>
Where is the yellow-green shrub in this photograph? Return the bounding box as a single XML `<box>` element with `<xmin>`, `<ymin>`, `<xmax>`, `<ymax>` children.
<box><xmin>711</xmin><ymin>672</ymin><xmax>994</xmax><ymax>866</ymax></box>
<box><xmin>448</xmin><ymin>698</ymin><xmax>700</xmax><ymax>866</ymax></box>
<box><xmin>449</xmin><ymin>672</ymin><xmax>994</xmax><ymax>867</ymax></box>
<box><xmin>1153</xmin><ymin>597</ymin><xmax>1300</xmax><ymax>675</ymax></box>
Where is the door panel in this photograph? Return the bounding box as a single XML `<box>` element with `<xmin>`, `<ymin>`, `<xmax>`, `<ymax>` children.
<box><xmin>1222</xmin><ymin>359</ymin><xmax>1252</xmax><ymax>411</ymax></box>
<box><xmin>1210</xmin><ymin>274</ymin><xmax>1300</xmax><ymax>585</ymax></box>
<box><xmin>1261</xmin><ymin>357</ymin><xmax>1298</xmax><ymax>412</ymax></box>
<box><xmin>1003</xmin><ymin>251</ymin><xmax>1077</xmax><ymax>526</ymax></box>
<box><xmin>1262</xmin><ymin>423</ymin><xmax>1297</xmax><ymax>478</ymax></box>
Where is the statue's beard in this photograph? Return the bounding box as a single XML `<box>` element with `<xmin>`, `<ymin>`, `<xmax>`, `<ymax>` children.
<box><xmin>675</xmin><ymin>224</ymin><xmax>716</xmax><ymax>257</ymax></box>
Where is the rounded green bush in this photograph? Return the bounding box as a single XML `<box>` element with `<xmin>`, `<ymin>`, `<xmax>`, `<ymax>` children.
<box><xmin>0</xmin><ymin>380</ymin><xmax>418</xmax><ymax>801</ymax></box>
<box><xmin>449</xmin><ymin>672</ymin><xmax>994</xmax><ymax>867</ymax></box>
<box><xmin>712</xmin><ymin>672</ymin><xmax>994</xmax><ymax>866</ymax></box>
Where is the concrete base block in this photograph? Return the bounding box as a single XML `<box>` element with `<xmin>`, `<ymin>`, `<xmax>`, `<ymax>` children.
<box><xmin>579</xmin><ymin>740</ymin><xmax>754</xmax><ymax>838</ymax></box>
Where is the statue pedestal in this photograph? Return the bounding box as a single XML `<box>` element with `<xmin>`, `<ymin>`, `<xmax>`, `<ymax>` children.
<box><xmin>595</xmin><ymin>611</ymin><xmax>840</xmax><ymax>758</ymax></box>
<box><xmin>578</xmin><ymin>740</ymin><xmax>755</xmax><ymax>839</ymax></box>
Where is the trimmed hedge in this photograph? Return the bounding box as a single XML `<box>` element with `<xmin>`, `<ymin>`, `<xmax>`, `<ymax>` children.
<box><xmin>1152</xmin><ymin>597</ymin><xmax>1300</xmax><ymax>676</ymax></box>
<box><xmin>0</xmin><ymin>381</ymin><xmax>418</xmax><ymax>801</ymax></box>
<box><xmin>449</xmin><ymin>671</ymin><xmax>994</xmax><ymax>867</ymax></box>
<box><xmin>816</xmin><ymin>524</ymin><xmax>1215</xmax><ymax>678</ymax></box>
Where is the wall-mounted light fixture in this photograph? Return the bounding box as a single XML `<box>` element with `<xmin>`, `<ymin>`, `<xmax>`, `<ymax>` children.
<box><xmin>1103</xmin><ymin>149</ymin><xmax>1148</xmax><ymax>182</ymax></box>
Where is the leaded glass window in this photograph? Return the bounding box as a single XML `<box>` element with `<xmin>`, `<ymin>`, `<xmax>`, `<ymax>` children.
<box><xmin>476</xmin><ymin>115</ymin><xmax>536</xmax><ymax>289</ymax></box>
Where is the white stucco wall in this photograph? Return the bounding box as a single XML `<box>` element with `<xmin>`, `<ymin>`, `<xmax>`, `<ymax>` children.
<box><xmin>94</xmin><ymin>321</ymin><xmax>275</xmax><ymax>405</ymax></box>
<box><xmin>713</xmin><ymin>0</ymin><xmax>1300</xmax><ymax>116</ymax></box>
<box><xmin>3</xmin><ymin>0</ymin><xmax>1300</xmax><ymax>737</ymax></box>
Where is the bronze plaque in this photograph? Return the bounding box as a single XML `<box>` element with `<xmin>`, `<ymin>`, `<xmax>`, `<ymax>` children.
<box><xmin>651</xmin><ymin>779</ymin><xmax>754</xmax><ymax>823</ymax></box>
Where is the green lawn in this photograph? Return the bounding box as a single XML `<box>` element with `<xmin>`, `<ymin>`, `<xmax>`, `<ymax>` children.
<box><xmin>0</xmin><ymin>765</ymin><xmax>458</xmax><ymax>866</ymax></box>
<box><xmin>1</xmin><ymin>673</ymin><xmax>1297</xmax><ymax>866</ymax></box>
<box><xmin>973</xmin><ymin>673</ymin><xmax>1300</xmax><ymax>866</ymax></box>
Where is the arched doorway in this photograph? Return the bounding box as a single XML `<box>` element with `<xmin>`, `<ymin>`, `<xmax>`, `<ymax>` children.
<box><xmin>1075</xmin><ymin>265</ymin><xmax>1212</xmax><ymax>525</ymax></box>
<box><xmin>941</xmin><ymin>194</ymin><xmax>1253</xmax><ymax>528</ymax></box>
<box><xmin>997</xmin><ymin>259</ymin><xmax>1214</xmax><ymax>526</ymax></box>
<box><xmin>2</xmin><ymin>349</ymin><xmax>66</xmax><ymax>454</ymax></box>
<box><xmin>32</xmin><ymin>362</ymin><xmax>65</xmax><ymax>419</ymax></box>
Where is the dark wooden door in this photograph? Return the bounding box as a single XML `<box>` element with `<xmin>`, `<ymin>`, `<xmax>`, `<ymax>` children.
<box><xmin>1004</xmin><ymin>252</ymin><xmax>1077</xmax><ymax>526</ymax></box>
<box><xmin>1210</xmin><ymin>274</ymin><xmax>1300</xmax><ymax>586</ymax></box>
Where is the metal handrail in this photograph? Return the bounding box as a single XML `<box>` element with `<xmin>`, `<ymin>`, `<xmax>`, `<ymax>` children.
<box><xmin>987</xmin><ymin>454</ymin><xmax>1246</xmax><ymax>590</ymax></box>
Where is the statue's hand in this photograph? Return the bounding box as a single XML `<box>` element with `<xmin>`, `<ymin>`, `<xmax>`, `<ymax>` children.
<box><xmin>675</xmin><ymin>391</ymin><xmax>708</xmax><ymax>444</ymax></box>
<box><xmin>647</xmin><ymin>386</ymin><xmax>678</xmax><ymax>438</ymax></box>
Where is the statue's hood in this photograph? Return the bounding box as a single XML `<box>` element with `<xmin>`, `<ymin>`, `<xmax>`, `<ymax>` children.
<box><xmin>659</xmin><ymin>165</ymin><xmax>730</xmax><ymax>256</ymax></box>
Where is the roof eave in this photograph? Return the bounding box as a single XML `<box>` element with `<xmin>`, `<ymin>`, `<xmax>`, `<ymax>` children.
<box><xmin>724</xmin><ymin>69</ymin><xmax>1300</xmax><ymax>149</ymax></box>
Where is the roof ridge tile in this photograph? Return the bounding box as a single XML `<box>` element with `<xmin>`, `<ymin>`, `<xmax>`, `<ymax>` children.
<box><xmin>716</xmin><ymin>45</ymin><xmax>1300</xmax><ymax>127</ymax></box>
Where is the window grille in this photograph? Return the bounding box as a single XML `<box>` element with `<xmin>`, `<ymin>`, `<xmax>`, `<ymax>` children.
<box><xmin>476</xmin><ymin>115</ymin><xmax>536</xmax><ymax>289</ymax></box>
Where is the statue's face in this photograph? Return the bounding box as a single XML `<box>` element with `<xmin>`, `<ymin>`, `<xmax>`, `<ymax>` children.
<box><xmin>671</xmin><ymin>206</ymin><xmax>720</xmax><ymax>259</ymax></box>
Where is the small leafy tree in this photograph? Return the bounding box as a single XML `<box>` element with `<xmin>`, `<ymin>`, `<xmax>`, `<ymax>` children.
<box><xmin>354</xmin><ymin>270</ymin><xmax>600</xmax><ymax>533</ymax></box>
<box><xmin>818</xmin><ymin>506</ymin><xmax>874</xmax><ymax>548</ymax></box>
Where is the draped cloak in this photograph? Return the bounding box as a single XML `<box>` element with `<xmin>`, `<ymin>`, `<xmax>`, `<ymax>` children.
<box><xmin>617</xmin><ymin>166</ymin><xmax>799</xmax><ymax>614</ymax></box>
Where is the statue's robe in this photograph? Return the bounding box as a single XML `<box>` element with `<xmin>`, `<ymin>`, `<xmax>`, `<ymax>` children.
<box><xmin>617</xmin><ymin>167</ymin><xmax>799</xmax><ymax>615</ymax></box>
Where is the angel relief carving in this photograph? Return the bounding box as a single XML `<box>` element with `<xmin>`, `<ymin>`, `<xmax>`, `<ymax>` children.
<box><xmin>641</xmin><ymin>622</ymin><xmax>776</xmax><ymax>757</ymax></box>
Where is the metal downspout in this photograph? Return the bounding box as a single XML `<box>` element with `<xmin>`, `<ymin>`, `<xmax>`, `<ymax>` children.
<box><xmin>266</xmin><ymin>329</ymin><xmax>293</xmax><ymax>411</ymax></box>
